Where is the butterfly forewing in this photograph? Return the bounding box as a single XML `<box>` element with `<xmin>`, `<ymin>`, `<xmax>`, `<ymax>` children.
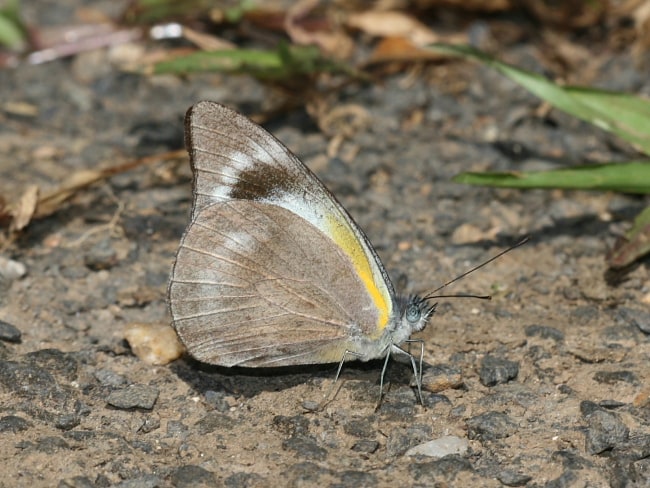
<box><xmin>170</xmin><ymin>102</ymin><xmax>395</xmax><ymax>366</ymax></box>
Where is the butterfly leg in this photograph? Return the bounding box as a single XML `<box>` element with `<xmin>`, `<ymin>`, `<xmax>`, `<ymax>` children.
<box><xmin>403</xmin><ymin>339</ymin><xmax>425</xmax><ymax>405</ymax></box>
<box><xmin>315</xmin><ymin>350</ymin><xmax>363</xmax><ymax>409</ymax></box>
<box><xmin>376</xmin><ymin>347</ymin><xmax>393</xmax><ymax>409</ymax></box>
<box><xmin>388</xmin><ymin>342</ymin><xmax>425</xmax><ymax>406</ymax></box>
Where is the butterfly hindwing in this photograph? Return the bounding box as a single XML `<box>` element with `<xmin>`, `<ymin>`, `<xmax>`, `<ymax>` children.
<box><xmin>169</xmin><ymin>200</ymin><xmax>384</xmax><ymax>366</ymax></box>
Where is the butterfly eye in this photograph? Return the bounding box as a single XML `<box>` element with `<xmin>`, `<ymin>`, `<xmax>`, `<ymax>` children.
<box><xmin>405</xmin><ymin>304</ymin><xmax>421</xmax><ymax>323</ymax></box>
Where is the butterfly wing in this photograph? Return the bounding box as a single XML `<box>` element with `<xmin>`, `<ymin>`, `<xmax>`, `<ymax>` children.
<box><xmin>180</xmin><ymin>101</ymin><xmax>396</xmax><ymax>339</ymax></box>
<box><xmin>169</xmin><ymin>200</ymin><xmax>385</xmax><ymax>366</ymax></box>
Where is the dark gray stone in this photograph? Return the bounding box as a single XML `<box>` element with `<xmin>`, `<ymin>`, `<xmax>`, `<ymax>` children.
<box><xmin>612</xmin><ymin>433</ymin><xmax>650</xmax><ymax>461</ymax></box>
<box><xmin>25</xmin><ymin>348</ymin><xmax>78</xmax><ymax>381</ymax></box>
<box><xmin>386</xmin><ymin>433</ymin><xmax>414</xmax><ymax>458</ymax></box>
<box><xmin>0</xmin><ymin>320</ymin><xmax>21</xmax><ymax>343</ymax></box>
<box><xmin>423</xmin><ymin>393</ymin><xmax>452</xmax><ymax>408</ymax></box>
<box><xmin>616</xmin><ymin>307</ymin><xmax>650</xmax><ymax>334</ymax></box>
<box><xmin>570</xmin><ymin>305</ymin><xmax>599</xmax><ymax>323</ymax></box>
<box><xmin>35</xmin><ymin>436</ymin><xmax>71</xmax><ymax>453</ymax></box>
<box><xmin>57</xmin><ymin>476</ymin><xmax>95</xmax><ymax>488</ymax></box>
<box><xmin>63</xmin><ymin>430</ymin><xmax>96</xmax><ymax>442</ymax></box>
<box><xmin>479</xmin><ymin>355</ymin><xmax>519</xmax><ymax>386</ymax></box>
<box><xmin>599</xmin><ymin>399</ymin><xmax>626</xmax><ymax>409</ymax></box>
<box><xmin>0</xmin><ymin>360</ymin><xmax>58</xmax><ymax>397</ymax></box>
<box><xmin>139</xmin><ymin>415</ymin><xmax>161</xmax><ymax>433</ymax></box>
<box><xmin>272</xmin><ymin>414</ymin><xmax>309</xmax><ymax>437</ymax></box>
<box><xmin>203</xmin><ymin>389</ymin><xmax>230</xmax><ymax>412</ymax></box>
<box><xmin>343</xmin><ymin>418</ymin><xmax>375</xmax><ymax>438</ymax></box>
<box><xmin>545</xmin><ymin>470</ymin><xmax>577</xmax><ymax>488</ymax></box>
<box><xmin>376</xmin><ymin>400</ymin><xmax>416</xmax><ymax>420</ymax></box>
<box><xmin>580</xmin><ymin>400</ymin><xmax>602</xmax><ymax>417</ymax></box>
<box><xmin>351</xmin><ymin>439</ymin><xmax>379</xmax><ymax>453</ymax></box>
<box><xmin>467</xmin><ymin>411</ymin><xmax>518</xmax><ymax>441</ymax></box>
<box><xmin>112</xmin><ymin>475</ymin><xmax>163</xmax><ymax>488</ymax></box>
<box><xmin>283</xmin><ymin>462</ymin><xmax>332</xmax><ymax>484</ymax></box>
<box><xmin>195</xmin><ymin>412</ymin><xmax>235</xmax><ymax>434</ymax></box>
<box><xmin>166</xmin><ymin>420</ymin><xmax>188</xmax><ymax>438</ymax></box>
<box><xmin>83</xmin><ymin>238</ymin><xmax>118</xmax><ymax>270</ymax></box>
<box><xmin>593</xmin><ymin>370</ymin><xmax>639</xmax><ymax>385</ymax></box>
<box><xmin>330</xmin><ymin>470</ymin><xmax>378</xmax><ymax>488</ymax></box>
<box><xmin>497</xmin><ymin>469</ymin><xmax>532</xmax><ymax>486</ymax></box>
<box><xmin>585</xmin><ymin>410</ymin><xmax>629</xmax><ymax>454</ymax></box>
<box><xmin>130</xmin><ymin>440</ymin><xmax>153</xmax><ymax>454</ymax></box>
<box><xmin>94</xmin><ymin>368</ymin><xmax>127</xmax><ymax>387</ymax></box>
<box><xmin>224</xmin><ymin>472</ymin><xmax>266</xmax><ymax>488</ymax></box>
<box><xmin>386</xmin><ymin>423</ymin><xmax>432</xmax><ymax>457</ymax></box>
<box><xmin>106</xmin><ymin>385</ymin><xmax>159</xmax><ymax>410</ymax></box>
<box><xmin>551</xmin><ymin>450</ymin><xmax>594</xmax><ymax>470</ymax></box>
<box><xmin>411</xmin><ymin>455</ymin><xmax>474</xmax><ymax>482</ymax></box>
<box><xmin>170</xmin><ymin>465</ymin><xmax>215</xmax><ymax>487</ymax></box>
<box><xmin>0</xmin><ymin>415</ymin><xmax>32</xmax><ymax>433</ymax></box>
<box><xmin>282</xmin><ymin>435</ymin><xmax>327</xmax><ymax>461</ymax></box>
<box><xmin>524</xmin><ymin>324</ymin><xmax>564</xmax><ymax>342</ymax></box>
<box><xmin>55</xmin><ymin>413</ymin><xmax>80</xmax><ymax>431</ymax></box>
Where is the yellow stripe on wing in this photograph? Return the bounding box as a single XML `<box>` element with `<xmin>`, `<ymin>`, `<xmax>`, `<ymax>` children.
<box><xmin>326</xmin><ymin>215</ymin><xmax>391</xmax><ymax>334</ymax></box>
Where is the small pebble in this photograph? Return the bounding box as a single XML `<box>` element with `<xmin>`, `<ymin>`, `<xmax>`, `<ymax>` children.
<box><xmin>282</xmin><ymin>435</ymin><xmax>328</xmax><ymax>461</ymax></box>
<box><xmin>405</xmin><ymin>435</ymin><xmax>469</xmax><ymax>457</ymax></box>
<box><xmin>170</xmin><ymin>465</ymin><xmax>216</xmax><ymax>487</ymax></box>
<box><xmin>479</xmin><ymin>355</ymin><xmax>519</xmax><ymax>386</ymax></box>
<box><xmin>421</xmin><ymin>364</ymin><xmax>463</xmax><ymax>393</ymax></box>
<box><xmin>467</xmin><ymin>411</ymin><xmax>518</xmax><ymax>441</ymax></box>
<box><xmin>585</xmin><ymin>409</ymin><xmax>629</xmax><ymax>454</ymax></box>
<box><xmin>351</xmin><ymin>440</ymin><xmax>379</xmax><ymax>453</ymax></box>
<box><xmin>524</xmin><ymin>324</ymin><xmax>564</xmax><ymax>342</ymax></box>
<box><xmin>124</xmin><ymin>322</ymin><xmax>185</xmax><ymax>365</ymax></box>
<box><xmin>94</xmin><ymin>368</ymin><xmax>127</xmax><ymax>388</ymax></box>
<box><xmin>106</xmin><ymin>384</ymin><xmax>159</xmax><ymax>410</ymax></box>
<box><xmin>0</xmin><ymin>320</ymin><xmax>21</xmax><ymax>343</ymax></box>
<box><xmin>83</xmin><ymin>238</ymin><xmax>118</xmax><ymax>270</ymax></box>
<box><xmin>497</xmin><ymin>470</ymin><xmax>533</xmax><ymax>487</ymax></box>
<box><xmin>0</xmin><ymin>256</ymin><xmax>27</xmax><ymax>283</ymax></box>
<box><xmin>616</xmin><ymin>307</ymin><xmax>650</xmax><ymax>334</ymax></box>
<box><xmin>0</xmin><ymin>415</ymin><xmax>32</xmax><ymax>433</ymax></box>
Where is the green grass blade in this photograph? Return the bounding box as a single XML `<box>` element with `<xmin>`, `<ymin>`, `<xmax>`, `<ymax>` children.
<box><xmin>0</xmin><ymin>0</ymin><xmax>26</xmax><ymax>49</ymax></box>
<box><xmin>429</xmin><ymin>43</ymin><xmax>650</xmax><ymax>155</ymax></box>
<box><xmin>452</xmin><ymin>161</ymin><xmax>650</xmax><ymax>194</ymax></box>
<box><xmin>152</xmin><ymin>44</ymin><xmax>360</xmax><ymax>80</ymax></box>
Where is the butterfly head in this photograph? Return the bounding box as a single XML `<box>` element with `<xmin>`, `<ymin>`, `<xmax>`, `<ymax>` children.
<box><xmin>396</xmin><ymin>294</ymin><xmax>437</xmax><ymax>338</ymax></box>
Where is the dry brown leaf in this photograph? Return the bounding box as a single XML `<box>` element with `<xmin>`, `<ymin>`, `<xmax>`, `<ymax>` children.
<box><xmin>284</xmin><ymin>0</ymin><xmax>354</xmax><ymax>57</ymax></box>
<box><xmin>9</xmin><ymin>185</ymin><xmax>39</xmax><ymax>233</ymax></box>
<box><xmin>347</xmin><ymin>10</ymin><xmax>439</xmax><ymax>46</ymax></box>
<box><xmin>182</xmin><ymin>26</ymin><xmax>236</xmax><ymax>51</ymax></box>
<box><xmin>367</xmin><ymin>36</ymin><xmax>442</xmax><ymax>64</ymax></box>
<box><xmin>632</xmin><ymin>1</ymin><xmax>650</xmax><ymax>54</ymax></box>
<box><xmin>414</xmin><ymin>0</ymin><xmax>512</xmax><ymax>11</ymax></box>
<box><xmin>522</xmin><ymin>0</ymin><xmax>607</xmax><ymax>29</ymax></box>
<box><xmin>34</xmin><ymin>169</ymin><xmax>104</xmax><ymax>219</ymax></box>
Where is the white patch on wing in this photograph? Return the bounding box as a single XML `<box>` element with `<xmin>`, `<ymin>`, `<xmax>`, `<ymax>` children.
<box><xmin>205</xmin><ymin>186</ymin><xmax>231</xmax><ymax>200</ymax></box>
<box><xmin>269</xmin><ymin>192</ymin><xmax>332</xmax><ymax>240</ymax></box>
<box><xmin>231</xmin><ymin>150</ymin><xmax>255</xmax><ymax>171</ymax></box>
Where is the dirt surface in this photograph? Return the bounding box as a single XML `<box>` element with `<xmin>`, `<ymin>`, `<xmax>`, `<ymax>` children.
<box><xmin>1</xmin><ymin>2</ymin><xmax>649</xmax><ymax>488</ymax></box>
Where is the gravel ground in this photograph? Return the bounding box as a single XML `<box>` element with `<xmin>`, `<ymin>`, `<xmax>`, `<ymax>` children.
<box><xmin>1</xmin><ymin>2</ymin><xmax>649</xmax><ymax>487</ymax></box>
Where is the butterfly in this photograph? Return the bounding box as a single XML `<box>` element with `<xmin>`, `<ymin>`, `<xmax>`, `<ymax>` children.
<box><xmin>168</xmin><ymin>101</ymin><xmax>437</xmax><ymax>405</ymax></box>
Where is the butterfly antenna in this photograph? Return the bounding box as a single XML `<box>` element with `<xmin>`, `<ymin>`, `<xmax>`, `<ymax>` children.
<box><xmin>423</xmin><ymin>236</ymin><xmax>529</xmax><ymax>301</ymax></box>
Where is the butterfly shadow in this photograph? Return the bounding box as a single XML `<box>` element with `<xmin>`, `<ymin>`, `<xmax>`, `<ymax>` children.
<box><xmin>169</xmin><ymin>355</ymin><xmax>426</xmax><ymax>406</ymax></box>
